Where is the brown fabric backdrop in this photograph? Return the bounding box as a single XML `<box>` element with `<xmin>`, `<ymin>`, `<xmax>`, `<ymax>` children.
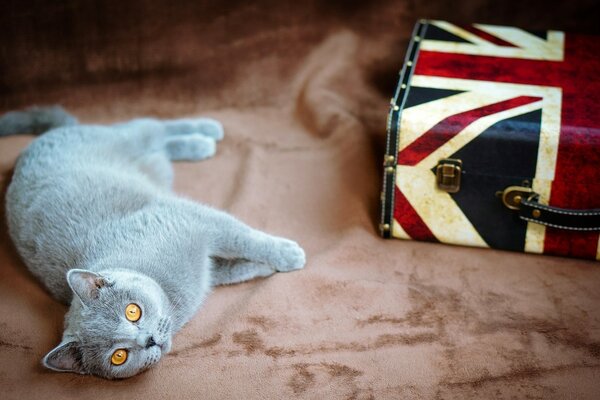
<box><xmin>1</xmin><ymin>1</ymin><xmax>600</xmax><ymax>399</ymax></box>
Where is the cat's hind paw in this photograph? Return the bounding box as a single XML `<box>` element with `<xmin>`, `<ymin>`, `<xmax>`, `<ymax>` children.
<box><xmin>194</xmin><ymin>118</ymin><xmax>224</xmax><ymax>141</ymax></box>
<box><xmin>165</xmin><ymin>118</ymin><xmax>224</xmax><ymax>141</ymax></box>
<box><xmin>166</xmin><ymin>134</ymin><xmax>217</xmax><ymax>161</ymax></box>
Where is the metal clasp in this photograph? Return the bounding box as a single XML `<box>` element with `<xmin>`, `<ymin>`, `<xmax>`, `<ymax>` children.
<box><xmin>498</xmin><ymin>185</ymin><xmax>538</xmax><ymax>210</ymax></box>
<box><xmin>436</xmin><ymin>159</ymin><xmax>462</xmax><ymax>193</ymax></box>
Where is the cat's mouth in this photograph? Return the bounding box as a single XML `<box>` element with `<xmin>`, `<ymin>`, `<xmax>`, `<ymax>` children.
<box><xmin>158</xmin><ymin>337</ymin><xmax>172</xmax><ymax>353</ymax></box>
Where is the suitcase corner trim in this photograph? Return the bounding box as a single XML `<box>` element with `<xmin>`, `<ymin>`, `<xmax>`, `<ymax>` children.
<box><xmin>380</xmin><ymin>19</ymin><xmax>429</xmax><ymax>239</ymax></box>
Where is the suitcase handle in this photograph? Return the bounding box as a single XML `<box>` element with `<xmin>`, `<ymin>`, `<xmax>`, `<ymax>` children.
<box><xmin>500</xmin><ymin>186</ymin><xmax>600</xmax><ymax>231</ymax></box>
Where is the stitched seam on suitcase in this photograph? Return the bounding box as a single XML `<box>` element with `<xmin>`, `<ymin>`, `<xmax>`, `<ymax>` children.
<box><xmin>524</xmin><ymin>203</ymin><xmax>600</xmax><ymax>216</ymax></box>
<box><xmin>521</xmin><ymin>217</ymin><xmax>600</xmax><ymax>231</ymax></box>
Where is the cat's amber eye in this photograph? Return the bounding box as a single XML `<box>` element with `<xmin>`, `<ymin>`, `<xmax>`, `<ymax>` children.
<box><xmin>111</xmin><ymin>349</ymin><xmax>128</xmax><ymax>365</ymax></box>
<box><xmin>125</xmin><ymin>303</ymin><xmax>142</xmax><ymax>322</ymax></box>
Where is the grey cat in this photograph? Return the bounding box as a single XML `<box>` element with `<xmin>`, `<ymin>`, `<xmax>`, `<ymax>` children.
<box><xmin>1</xmin><ymin>106</ymin><xmax>305</xmax><ymax>379</ymax></box>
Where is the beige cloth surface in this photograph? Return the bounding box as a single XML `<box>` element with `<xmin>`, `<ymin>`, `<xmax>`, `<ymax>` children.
<box><xmin>1</xmin><ymin>1</ymin><xmax>600</xmax><ymax>399</ymax></box>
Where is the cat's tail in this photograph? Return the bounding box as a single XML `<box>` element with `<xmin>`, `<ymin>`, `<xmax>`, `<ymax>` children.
<box><xmin>0</xmin><ymin>106</ymin><xmax>78</xmax><ymax>137</ymax></box>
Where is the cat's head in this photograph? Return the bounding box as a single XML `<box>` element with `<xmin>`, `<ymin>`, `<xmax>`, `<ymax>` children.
<box><xmin>42</xmin><ymin>269</ymin><xmax>173</xmax><ymax>379</ymax></box>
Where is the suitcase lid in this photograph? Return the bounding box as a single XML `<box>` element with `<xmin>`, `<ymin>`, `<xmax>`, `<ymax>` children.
<box><xmin>387</xmin><ymin>19</ymin><xmax>600</xmax><ymax>179</ymax></box>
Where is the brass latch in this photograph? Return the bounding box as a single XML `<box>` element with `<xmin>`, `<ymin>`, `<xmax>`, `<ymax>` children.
<box><xmin>436</xmin><ymin>159</ymin><xmax>462</xmax><ymax>193</ymax></box>
<box><xmin>497</xmin><ymin>185</ymin><xmax>538</xmax><ymax>210</ymax></box>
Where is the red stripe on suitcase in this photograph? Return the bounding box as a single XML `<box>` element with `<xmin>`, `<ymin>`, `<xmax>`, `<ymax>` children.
<box><xmin>394</xmin><ymin>186</ymin><xmax>438</xmax><ymax>242</ymax></box>
<box><xmin>543</xmin><ymin>34</ymin><xmax>600</xmax><ymax>259</ymax></box>
<box><xmin>397</xmin><ymin>96</ymin><xmax>541</xmax><ymax>166</ymax></box>
<box><xmin>415</xmin><ymin>51</ymin><xmax>580</xmax><ymax>89</ymax></box>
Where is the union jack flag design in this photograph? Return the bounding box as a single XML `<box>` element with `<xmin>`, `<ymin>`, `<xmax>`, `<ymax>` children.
<box><xmin>381</xmin><ymin>20</ymin><xmax>600</xmax><ymax>260</ymax></box>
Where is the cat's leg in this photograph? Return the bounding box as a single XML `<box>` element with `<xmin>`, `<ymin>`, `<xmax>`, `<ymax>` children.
<box><xmin>214</xmin><ymin>230</ymin><xmax>305</xmax><ymax>273</ymax></box>
<box><xmin>210</xmin><ymin>257</ymin><xmax>276</xmax><ymax>285</ymax></box>
<box><xmin>110</xmin><ymin>119</ymin><xmax>178</xmax><ymax>188</ymax></box>
<box><xmin>196</xmin><ymin>207</ymin><xmax>306</xmax><ymax>272</ymax></box>
<box><xmin>136</xmin><ymin>151</ymin><xmax>175</xmax><ymax>188</ymax></box>
<box><xmin>115</xmin><ymin>118</ymin><xmax>223</xmax><ymax>162</ymax></box>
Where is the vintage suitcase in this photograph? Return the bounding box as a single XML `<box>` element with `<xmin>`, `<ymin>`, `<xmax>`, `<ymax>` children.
<box><xmin>380</xmin><ymin>20</ymin><xmax>600</xmax><ymax>260</ymax></box>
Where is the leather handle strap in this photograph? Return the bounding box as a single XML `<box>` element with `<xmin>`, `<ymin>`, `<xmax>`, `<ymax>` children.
<box><xmin>519</xmin><ymin>198</ymin><xmax>600</xmax><ymax>231</ymax></box>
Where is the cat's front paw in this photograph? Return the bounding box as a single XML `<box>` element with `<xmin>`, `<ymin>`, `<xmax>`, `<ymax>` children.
<box><xmin>272</xmin><ymin>239</ymin><xmax>306</xmax><ymax>272</ymax></box>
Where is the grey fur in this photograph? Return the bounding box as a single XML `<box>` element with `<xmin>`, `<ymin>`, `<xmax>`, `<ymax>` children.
<box><xmin>0</xmin><ymin>106</ymin><xmax>78</xmax><ymax>136</ymax></box>
<box><xmin>3</xmin><ymin>107</ymin><xmax>305</xmax><ymax>379</ymax></box>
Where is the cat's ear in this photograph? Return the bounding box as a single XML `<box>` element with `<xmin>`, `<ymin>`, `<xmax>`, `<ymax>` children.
<box><xmin>67</xmin><ymin>269</ymin><xmax>107</xmax><ymax>306</ymax></box>
<box><xmin>42</xmin><ymin>340</ymin><xmax>84</xmax><ymax>373</ymax></box>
